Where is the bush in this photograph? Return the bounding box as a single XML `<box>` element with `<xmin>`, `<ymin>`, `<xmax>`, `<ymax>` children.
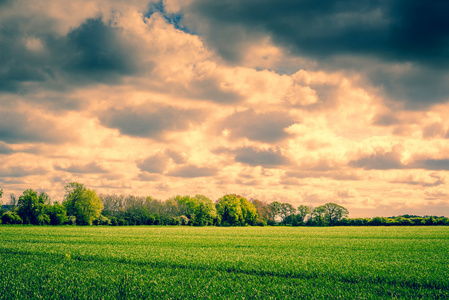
<box><xmin>93</xmin><ymin>215</ymin><xmax>111</xmax><ymax>226</ymax></box>
<box><xmin>179</xmin><ymin>215</ymin><xmax>189</xmax><ymax>225</ymax></box>
<box><xmin>267</xmin><ymin>219</ymin><xmax>277</xmax><ymax>226</ymax></box>
<box><xmin>1</xmin><ymin>211</ymin><xmax>23</xmax><ymax>224</ymax></box>
<box><xmin>109</xmin><ymin>217</ymin><xmax>118</xmax><ymax>226</ymax></box>
<box><xmin>37</xmin><ymin>214</ymin><xmax>51</xmax><ymax>225</ymax></box>
<box><xmin>257</xmin><ymin>220</ymin><xmax>267</xmax><ymax>226</ymax></box>
<box><xmin>66</xmin><ymin>216</ymin><xmax>77</xmax><ymax>225</ymax></box>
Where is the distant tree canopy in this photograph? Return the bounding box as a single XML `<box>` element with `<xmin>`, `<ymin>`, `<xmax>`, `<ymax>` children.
<box><xmin>63</xmin><ymin>182</ymin><xmax>103</xmax><ymax>225</ymax></box>
<box><xmin>2</xmin><ymin>183</ymin><xmax>449</xmax><ymax>227</ymax></box>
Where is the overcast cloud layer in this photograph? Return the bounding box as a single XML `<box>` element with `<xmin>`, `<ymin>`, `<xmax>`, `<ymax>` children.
<box><xmin>1</xmin><ymin>0</ymin><xmax>448</xmax><ymax>217</ymax></box>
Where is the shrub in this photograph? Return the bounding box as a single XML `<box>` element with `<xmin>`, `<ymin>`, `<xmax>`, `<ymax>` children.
<box><xmin>179</xmin><ymin>215</ymin><xmax>189</xmax><ymax>225</ymax></box>
<box><xmin>93</xmin><ymin>215</ymin><xmax>111</xmax><ymax>226</ymax></box>
<box><xmin>1</xmin><ymin>211</ymin><xmax>23</xmax><ymax>224</ymax></box>
<box><xmin>66</xmin><ymin>216</ymin><xmax>77</xmax><ymax>225</ymax></box>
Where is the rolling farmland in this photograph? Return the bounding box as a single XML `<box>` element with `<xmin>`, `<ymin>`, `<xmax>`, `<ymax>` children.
<box><xmin>0</xmin><ymin>226</ymin><xmax>448</xmax><ymax>299</ymax></box>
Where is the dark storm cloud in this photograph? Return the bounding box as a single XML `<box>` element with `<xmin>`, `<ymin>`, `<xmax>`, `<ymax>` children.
<box><xmin>187</xmin><ymin>0</ymin><xmax>449</xmax><ymax>65</ymax></box>
<box><xmin>166</xmin><ymin>165</ymin><xmax>218</xmax><ymax>178</ymax></box>
<box><xmin>99</xmin><ymin>106</ymin><xmax>204</xmax><ymax>139</ymax></box>
<box><xmin>59</xmin><ymin>18</ymin><xmax>138</xmax><ymax>81</ymax></box>
<box><xmin>0</xmin><ymin>16</ymin><xmax>140</xmax><ymax>93</ymax></box>
<box><xmin>54</xmin><ymin>162</ymin><xmax>108</xmax><ymax>174</ymax></box>
<box><xmin>183</xmin><ymin>0</ymin><xmax>449</xmax><ymax>107</ymax></box>
<box><xmin>0</xmin><ymin>111</ymin><xmax>67</xmax><ymax>144</ymax></box>
<box><xmin>0</xmin><ymin>18</ymin><xmax>53</xmax><ymax>92</ymax></box>
<box><xmin>228</xmin><ymin>146</ymin><xmax>290</xmax><ymax>167</ymax></box>
<box><xmin>219</xmin><ymin>109</ymin><xmax>296</xmax><ymax>143</ymax></box>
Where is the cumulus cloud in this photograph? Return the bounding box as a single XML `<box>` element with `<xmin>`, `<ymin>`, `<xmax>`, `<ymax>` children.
<box><xmin>349</xmin><ymin>147</ymin><xmax>404</xmax><ymax>170</ymax></box>
<box><xmin>409</xmin><ymin>159</ymin><xmax>449</xmax><ymax>171</ymax></box>
<box><xmin>218</xmin><ymin>109</ymin><xmax>296</xmax><ymax>143</ymax></box>
<box><xmin>166</xmin><ymin>165</ymin><xmax>218</xmax><ymax>178</ymax></box>
<box><xmin>0</xmin><ymin>165</ymin><xmax>47</xmax><ymax>177</ymax></box>
<box><xmin>0</xmin><ymin>110</ymin><xmax>69</xmax><ymax>144</ymax></box>
<box><xmin>54</xmin><ymin>162</ymin><xmax>108</xmax><ymax>174</ymax></box>
<box><xmin>59</xmin><ymin>17</ymin><xmax>141</xmax><ymax>81</ymax></box>
<box><xmin>137</xmin><ymin>152</ymin><xmax>170</xmax><ymax>174</ymax></box>
<box><xmin>0</xmin><ymin>12</ymin><xmax>143</xmax><ymax>94</ymax></box>
<box><xmin>178</xmin><ymin>0</ymin><xmax>449</xmax><ymax>107</ymax></box>
<box><xmin>1</xmin><ymin>0</ymin><xmax>449</xmax><ymax>217</ymax></box>
<box><xmin>227</xmin><ymin>146</ymin><xmax>290</xmax><ymax>168</ymax></box>
<box><xmin>98</xmin><ymin>105</ymin><xmax>205</xmax><ymax>139</ymax></box>
<box><xmin>0</xmin><ymin>142</ymin><xmax>14</xmax><ymax>154</ymax></box>
<box><xmin>391</xmin><ymin>173</ymin><xmax>445</xmax><ymax>187</ymax></box>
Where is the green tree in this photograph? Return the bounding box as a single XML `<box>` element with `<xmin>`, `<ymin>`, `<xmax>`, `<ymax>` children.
<box><xmin>193</xmin><ymin>194</ymin><xmax>218</xmax><ymax>226</ymax></box>
<box><xmin>0</xmin><ymin>189</ymin><xmax>3</xmax><ymax>216</ymax></box>
<box><xmin>216</xmin><ymin>195</ymin><xmax>258</xmax><ymax>226</ymax></box>
<box><xmin>311</xmin><ymin>205</ymin><xmax>327</xmax><ymax>226</ymax></box>
<box><xmin>323</xmin><ymin>203</ymin><xmax>349</xmax><ymax>226</ymax></box>
<box><xmin>296</xmin><ymin>205</ymin><xmax>311</xmax><ymax>224</ymax></box>
<box><xmin>279</xmin><ymin>203</ymin><xmax>296</xmax><ymax>224</ymax></box>
<box><xmin>268</xmin><ymin>201</ymin><xmax>282</xmax><ymax>223</ymax></box>
<box><xmin>63</xmin><ymin>182</ymin><xmax>103</xmax><ymax>225</ymax></box>
<box><xmin>216</xmin><ymin>195</ymin><xmax>243</xmax><ymax>226</ymax></box>
<box><xmin>239</xmin><ymin>196</ymin><xmax>258</xmax><ymax>226</ymax></box>
<box><xmin>47</xmin><ymin>202</ymin><xmax>68</xmax><ymax>225</ymax></box>
<box><xmin>174</xmin><ymin>195</ymin><xmax>218</xmax><ymax>226</ymax></box>
<box><xmin>17</xmin><ymin>189</ymin><xmax>49</xmax><ymax>225</ymax></box>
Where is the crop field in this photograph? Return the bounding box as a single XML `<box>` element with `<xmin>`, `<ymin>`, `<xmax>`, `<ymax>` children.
<box><xmin>0</xmin><ymin>226</ymin><xmax>448</xmax><ymax>299</ymax></box>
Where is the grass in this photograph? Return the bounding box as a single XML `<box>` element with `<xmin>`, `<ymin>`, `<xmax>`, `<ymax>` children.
<box><xmin>0</xmin><ymin>226</ymin><xmax>448</xmax><ymax>299</ymax></box>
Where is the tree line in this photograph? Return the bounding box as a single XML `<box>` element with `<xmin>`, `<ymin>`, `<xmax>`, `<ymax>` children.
<box><xmin>1</xmin><ymin>185</ymin><xmax>448</xmax><ymax>226</ymax></box>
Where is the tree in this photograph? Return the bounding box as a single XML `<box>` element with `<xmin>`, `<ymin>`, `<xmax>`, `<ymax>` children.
<box><xmin>296</xmin><ymin>205</ymin><xmax>311</xmax><ymax>225</ymax></box>
<box><xmin>174</xmin><ymin>195</ymin><xmax>218</xmax><ymax>226</ymax></box>
<box><xmin>251</xmin><ymin>199</ymin><xmax>270</xmax><ymax>225</ymax></box>
<box><xmin>268</xmin><ymin>201</ymin><xmax>282</xmax><ymax>223</ymax></box>
<box><xmin>279</xmin><ymin>203</ymin><xmax>296</xmax><ymax>224</ymax></box>
<box><xmin>47</xmin><ymin>202</ymin><xmax>68</xmax><ymax>225</ymax></box>
<box><xmin>323</xmin><ymin>203</ymin><xmax>349</xmax><ymax>226</ymax></box>
<box><xmin>17</xmin><ymin>189</ymin><xmax>49</xmax><ymax>225</ymax></box>
<box><xmin>239</xmin><ymin>196</ymin><xmax>258</xmax><ymax>226</ymax></box>
<box><xmin>63</xmin><ymin>182</ymin><xmax>103</xmax><ymax>225</ymax></box>
<box><xmin>0</xmin><ymin>189</ymin><xmax>3</xmax><ymax>208</ymax></box>
<box><xmin>9</xmin><ymin>193</ymin><xmax>17</xmax><ymax>211</ymax></box>
<box><xmin>216</xmin><ymin>194</ymin><xmax>258</xmax><ymax>226</ymax></box>
<box><xmin>216</xmin><ymin>195</ymin><xmax>243</xmax><ymax>226</ymax></box>
<box><xmin>193</xmin><ymin>194</ymin><xmax>218</xmax><ymax>226</ymax></box>
<box><xmin>311</xmin><ymin>205</ymin><xmax>327</xmax><ymax>226</ymax></box>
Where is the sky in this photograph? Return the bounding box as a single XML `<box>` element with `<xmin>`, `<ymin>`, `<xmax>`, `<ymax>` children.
<box><xmin>1</xmin><ymin>0</ymin><xmax>449</xmax><ymax>217</ymax></box>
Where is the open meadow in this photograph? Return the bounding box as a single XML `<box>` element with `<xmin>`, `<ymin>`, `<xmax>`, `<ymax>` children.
<box><xmin>0</xmin><ymin>226</ymin><xmax>448</xmax><ymax>299</ymax></box>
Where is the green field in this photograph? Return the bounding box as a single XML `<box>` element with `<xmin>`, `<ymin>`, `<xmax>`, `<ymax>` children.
<box><xmin>0</xmin><ymin>226</ymin><xmax>448</xmax><ymax>299</ymax></box>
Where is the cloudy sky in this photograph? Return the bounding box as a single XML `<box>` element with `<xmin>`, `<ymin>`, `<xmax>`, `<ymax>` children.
<box><xmin>1</xmin><ymin>0</ymin><xmax>449</xmax><ymax>217</ymax></box>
